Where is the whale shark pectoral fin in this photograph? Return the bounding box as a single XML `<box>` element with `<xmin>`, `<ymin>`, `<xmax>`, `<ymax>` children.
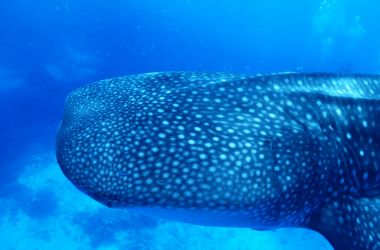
<box><xmin>308</xmin><ymin>195</ymin><xmax>380</xmax><ymax>250</ymax></box>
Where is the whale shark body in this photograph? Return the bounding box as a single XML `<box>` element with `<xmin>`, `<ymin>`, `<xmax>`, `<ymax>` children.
<box><xmin>56</xmin><ymin>72</ymin><xmax>380</xmax><ymax>250</ymax></box>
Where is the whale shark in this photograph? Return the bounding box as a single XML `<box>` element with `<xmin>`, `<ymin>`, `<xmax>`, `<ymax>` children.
<box><xmin>56</xmin><ymin>72</ymin><xmax>380</xmax><ymax>250</ymax></box>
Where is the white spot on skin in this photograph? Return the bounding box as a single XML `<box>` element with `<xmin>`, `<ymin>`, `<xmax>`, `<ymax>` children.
<box><xmin>188</xmin><ymin>139</ymin><xmax>196</xmax><ymax>145</ymax></box>
<box><xmin>346</xmin><ymin>133</ymin><xmax>352</xmax><ymax>140</ymax></box>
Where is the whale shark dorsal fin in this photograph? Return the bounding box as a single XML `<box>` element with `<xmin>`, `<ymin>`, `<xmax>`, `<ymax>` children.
<box><xmin>308</xmin><ymin>195</ymin><xmax>380</xmax><ymax>250</ymax></box>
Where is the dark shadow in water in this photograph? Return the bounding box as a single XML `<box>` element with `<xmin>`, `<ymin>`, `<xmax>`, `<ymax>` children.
<box><xmin>73</xmin><ymin>209</ymin><xmax>158</xmax><ymax>248</ymax></box>
<box><xmin>1</xmin><ymin>184</ymin><xmax>58</xmax><ymax>220</ymax></box>
<box><xmin>23</xmin><ymin>189</ymin><xmax>58</xmax><ymax>219</ymax></box>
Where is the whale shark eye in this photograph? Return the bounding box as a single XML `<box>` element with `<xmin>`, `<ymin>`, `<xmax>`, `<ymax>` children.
<box><xmin>156</xmin><ymin>180</ymin><xmax>166</xmax><ymax>186</ymax></box>
<box><xmin>117</xmin><ymin>170</ymin><xmax>128</xmax><ymax>176</ymax></box>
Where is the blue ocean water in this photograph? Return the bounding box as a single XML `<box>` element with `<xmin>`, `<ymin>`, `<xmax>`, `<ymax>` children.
<box><xmin>1</xmin><ymin>0</ymin><xmax>380</xmax><ymax>249</ymax></box>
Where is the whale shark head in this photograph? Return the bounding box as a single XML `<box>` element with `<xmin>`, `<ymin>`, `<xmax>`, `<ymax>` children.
<box><xmin>57</xmin><ymin>72</ymin><xmax>331</xmax><ymax>226</ymax></box>
<box><xmin>57</xmin><ymin>72</ymin><xmax>380</xmax><ymax>249</ymax></box>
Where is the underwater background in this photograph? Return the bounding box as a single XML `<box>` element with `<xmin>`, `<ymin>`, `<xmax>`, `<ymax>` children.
<box><xmin>1</xmin><ymin>0</ymin><xmax>380</xmax><ymax>249</ymax></box>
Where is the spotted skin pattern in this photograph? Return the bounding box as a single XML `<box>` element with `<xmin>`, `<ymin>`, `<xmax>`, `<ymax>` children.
<box><xmin>56</xmin><ymin>72</ymin><xmax>380</xmax><ymax>250</ymax></box>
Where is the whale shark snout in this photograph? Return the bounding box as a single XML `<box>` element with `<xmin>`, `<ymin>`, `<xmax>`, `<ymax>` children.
<box><xmin>56</xmin><ymin>72</ymin><xmax>380</xmax><ymax>250</ymax></box>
